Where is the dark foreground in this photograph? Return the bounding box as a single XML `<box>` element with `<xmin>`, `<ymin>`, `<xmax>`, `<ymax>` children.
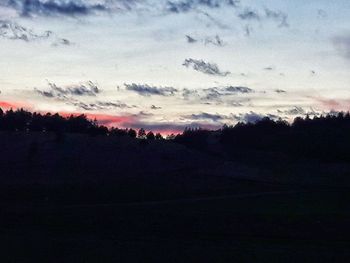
<box><xmin>1</xmin><ymin>132</ymin><xmax>350</xmax><ymax>262</ymax></box>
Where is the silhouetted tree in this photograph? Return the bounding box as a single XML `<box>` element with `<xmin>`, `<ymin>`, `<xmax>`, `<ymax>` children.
<box><xmin>146</xmin><ymin>131</ymin><xmax>155</xmax><ymax>140</ymax></box>
<box><xmin>166</xmin><ymin>134</ymin><xmax>176</xmax><ymax>140</ymax></box>
<box><xmin>155</xmin><ymin>133</ymin><xmax>163</xmax><ymax>140</ymax></box>
<box><xmin>127</xmin><ymin>128</ymin><xmax>137</xmax><ymax>138</ymax></box>
<box><xmin>138</xmin><ymin>128</ymin><xmax>146</xmax><ymax>139</ymax></box>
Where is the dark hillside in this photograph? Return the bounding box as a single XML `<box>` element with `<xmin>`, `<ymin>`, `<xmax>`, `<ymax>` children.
<box><xmin>0</xmin><ymin>109</ymin><xmax>350</xmax><ymax>262</ymax></box>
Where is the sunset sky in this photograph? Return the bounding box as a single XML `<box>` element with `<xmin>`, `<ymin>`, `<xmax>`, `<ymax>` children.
<box><xmin>0</xmin><ymin>0</ymin><xmax>349</xmax><ymax>133</ymax></box>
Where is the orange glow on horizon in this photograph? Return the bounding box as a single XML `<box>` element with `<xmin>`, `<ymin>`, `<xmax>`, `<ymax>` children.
<box><xmin>0</xmin><ymin>101</ymin><xmax>32</xmax><ymax>110</ymax></box>
<box><xmin>0</xmin><ymin>100</ymin><xmax>185</xmax><ymax>134</ymax></box>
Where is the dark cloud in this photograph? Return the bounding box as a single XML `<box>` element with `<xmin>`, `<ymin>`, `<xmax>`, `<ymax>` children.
<box><xmin>238</xmin><ymin>9</ymin><xmax>260</xmax><ymax>20</ymax></box>
<box><xmin>33</xmin><ymin>81</ymin><xmax>140</xmax><ymax>112</ymax></box>
<box><xmin>185</xmin><ymin>35</ymin><xmax>197</xmax><ymax>43</ymax></box>
<box><xmin>52</xmin><ymin>38</ymin><xmax>73</xmax><ymax>46</ymax></box>
<box><xmin>151</xmin><ymin>105</ymin><xmax>162</xmax><ymax>110</ymax></box>
<box><xmin>7</xmin><ymin>0</ymin><xmax>107</xmax><ymax>17</ymax></box>
<box><xmin>34</xmin><ymin>89</ymin><xmax>55</xmax><ymax>98</ymax></box>
<box><xmin>274</xmin><ymin>89</ymin><xmax>286</xmax><ymax>93</ymax></box>
<box><xmin>224</xmin><ymin>86</ymin><xmax>254</xmax><ymax>93</ymax></box>
<box><xmin>183</xmin><ymin>58</ymin><xmax>230</xmax><ymax>76</ymax></box>
<box><xmin>333</xmin><ymin>35</ymin><xmax>350</xmax><ymax>60</ymax></box>
<box><xmin>125</xmin><ymin>83</ymin><xmax>178</xmax><ymax>96</ymax></box>
<box><xmin>185</xmin><ymin>112</ymin><xmax>227</xmax><ymax>122</ymax></box>
<box><xmin>166</xmin><ymin>0</ymin><xmax>239</xmax><ymax>13</ymax></box>
<box><xmin>264</xmin><ymin>8</ymin><xmax>289</xmax><ymax>27</ymax></box>
<box><xmin>35</xmin><ymin>81</ymin><xmax>100</xmax><ymax>99</ymax></box>
<box><xmin>233</xmin><ymin>111</ymin><xmax>279</xmax><ymax>123</ymax></box>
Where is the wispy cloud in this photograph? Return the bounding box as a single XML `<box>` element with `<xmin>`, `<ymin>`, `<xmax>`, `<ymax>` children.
<box><xmin>186</xmin><ymin>34</ymin><xmax>224</xmax><ymax>46</ymax></box>
<box><xmin>125</xmin><ymin>83</ymin><xmax>178</xmax><ymax>96</ymax></box>
<box><xmin>0</xmin><ymin>20</ymin><xmax>72</xmax><ymax>45</ymax></box>
<box><xmin>274</xmin><ymin>89</ymin><xmax>286</xmax><ymax>93</ymax></box>
<box><xmin>70</xmin><ymin>101</ymin><xmax>136</xmax><ymax>111</ymax></box>
<box><xmin>183</xmin><ymin>58</ymin><xmax>230</xmax><ymax>76</ymax></box>
<box><xmin>35</xmin><ymin>81</ymin><xmax>100</xmax><ymax>99</ymax></box>
<box><xmin>165</xmin><ymin>0</ymin><xmax>239</xmax><ymax>14</ymax></box>
<box><xmin>264</xmin><ymin>8</ymin><xmax>289</xmax><ymax>27</ymax></box>
<box><xmin>277</xmin><ymin>106</ymin><xmax>305</xmax><ymax>115</ymax></box>
<box><xmin>238</xmin><ymin>9</ymin><xmax>260</xmax><ymax>20</ymax></box>
<box><xmin>184</xmin><ymin>112</ymin><xmax>228</xmax><ymax>122</ymax></box>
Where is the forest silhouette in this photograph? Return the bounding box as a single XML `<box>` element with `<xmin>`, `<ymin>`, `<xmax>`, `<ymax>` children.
<box><xmin>1</xmin><ymin>107</ymin><xmax>350</xmax><ymax>262</ymax></box>
<box><xmin>1</xmin><ymin>107</ymin><xmax>349</xmax><ymax>162</ymax></box>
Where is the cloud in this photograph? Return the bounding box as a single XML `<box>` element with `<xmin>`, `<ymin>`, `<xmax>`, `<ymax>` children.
<box><xmin>183</xmin><ymin>58</ymin><xmax>230</xmax><ymax>76</ymax></box>
<box><xmin>264</xmin><ymin>8</ymin><xmax>289</xmax><ymax>27</ymax></box>
<box><xmin>224</xmin><ymin>86</ymin><xmax>254</xmax><ymax>93</ymax></box>
<box><xmin>333</xmin><ymin>35</ymin><xmax>350</xmax><ymax>60</ymax></box>
<box><xmin>124</xmin><ymin>83</ymin><xmax>178</xmax><ymax>96</ymax></box>
<box><xmin>186</xmin><ymin>34</ymin><xmax>224</xmax><ymax>46</ymax></box>
<box><xmin>277</xmin><ymin>106</ymin><xmax>305</xmax><ymax>115</ymax></box>
<box><xmin>165</xmin><ymin>0</ymin><xmax>239</xmax><ymax>13</ymax></box>
<box><xmin>0</xmin><ymin>19</ymin><xmax>50</xmax><ymax>41</ymax></box>
<box><xmin>52</xmin><ymin>38</ymin><xmax>73</xmax><ymax>46</ymax></box>
<box><xmin>181</xmin><ymin>86</ymin><xmax>254</xmax><ymax>105</ymax></box>
<box><xmin>71</xmin><ymin>101</ymin><xmax>136</xmax><ymax>111</ymax></box>
<box><xmin>0</xmin><ymin>20</ymin><xmax>72</xmax><ymax>45</ymax></box>
<box><xmin>185</xmin><ymin>112</ymin><xmax>227</xmax><ymax>122</ymax></box>
<box><xmin>263</xmin><ymin>66</ymin><xmax>274</xmax><ymax>71</ymax></box>
<box><xmin>238</xmin><ymin>9</ymin><xmax>260</xmax><ymax>20</ymax></box>
<box><xmin>6</xmin><ymin>0</ymin><xmax>108</xmax><ymax>17</ymax></box>
<box><xmin>243</xmin><ymin>24</ymin><xmax>252</xmax><ymax>36</ymax></box>
<box><xmin>35</xmin><ymin>81</ymin><xmax>100</xmax><ymax>99</ymax></box>
<box><xmin>182</xmin><ymin>88</ymin><xmax>200</xmax><ymax>100</ymax></box>
<box><xmin>202</xmin><ymin>86</ymin><xmax>254</xmax><ymax>101</ymax></box>
<box><xmin>233</xmin><ymin>111</ymin><xmax>279</xmax><ymax>123</ymax></box>
<box><xmin>185</xmin><ymin>35</ymin><xmax>197</xmax><ymax>43</ymax></box>
<box><xmin>204</xmin><ymin>35</ymin><xmax>224</xmax><ymax>46</ymax></box>
<box><xmin>151</xmin><ymin>105</ymin><xmax>162</xmax><ymax>110</ymax></box>
<box><xmin>274</xmin><ymin>89</ymin><xmax>286</xmax><ymax>93</ymax></box>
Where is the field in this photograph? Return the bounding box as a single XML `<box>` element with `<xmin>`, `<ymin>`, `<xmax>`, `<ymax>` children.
<box><xmin>0</xmin><ymin>132</ymin><xmax>349</xmax><ymax>262</ymax></box>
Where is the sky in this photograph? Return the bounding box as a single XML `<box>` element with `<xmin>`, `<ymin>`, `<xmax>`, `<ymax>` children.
<box><xmin>0</xmin><ymin>0</ymin><xmax>350</xmax><ymax>133</ymax></box>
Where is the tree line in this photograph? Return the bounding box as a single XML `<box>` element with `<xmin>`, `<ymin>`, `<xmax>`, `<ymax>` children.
<box><xmin>0</xmin><ymin>108</ymin><xmax>164</xmax><ymax>140</ymax></box>
<box><xmin>174</xmin><ymin>112</ymin><xmax>350</xmax><ymax>162</ymax></box>
<box><xmin>2</xmin><ymin>107</ymin><xmax>350</xmax><ymax>161</ymax></box>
